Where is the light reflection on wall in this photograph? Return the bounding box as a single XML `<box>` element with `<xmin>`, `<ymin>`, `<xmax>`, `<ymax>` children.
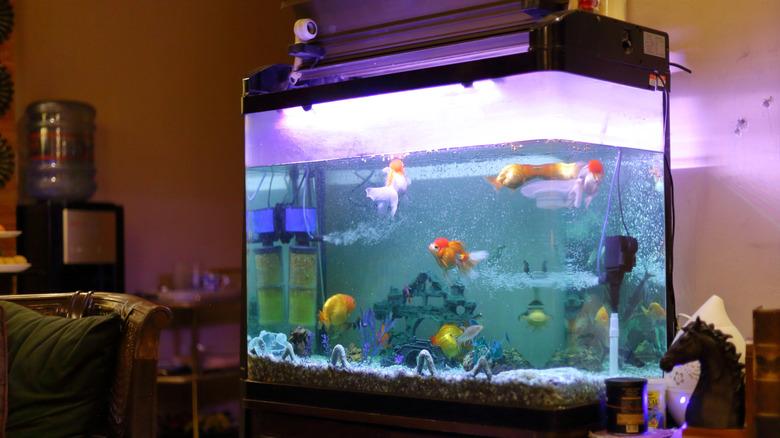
<box><xmin>631</xmin><ymin>0</ymin><xmax>780</xmax><ymax>337</ymax></box>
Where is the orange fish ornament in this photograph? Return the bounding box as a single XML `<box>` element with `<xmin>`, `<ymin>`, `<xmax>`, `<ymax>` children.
<box><xmin>318</xmin><ymin>293</ymin><xmax>356</xmax><ymax>333</ymax></box>
<box><xmin>428</xmin><ymin>237</ymin><xmax>488</xmax><ymax>279</ymax></box>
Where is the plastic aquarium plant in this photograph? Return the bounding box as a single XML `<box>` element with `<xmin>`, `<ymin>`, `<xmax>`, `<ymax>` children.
<box><xmin>357</xmin><ymin>308</ymin><xmax>395</xmax><ymax>362</ymax></box>
<box><xmin>471</xmin><ymin>338</ymin><xmax>504</xmax><ymax>363</ymax></box>
<box><xmin>320</xmin><ymin>332</ymin><xmax>330</xmax><ymax>356</ymax></box>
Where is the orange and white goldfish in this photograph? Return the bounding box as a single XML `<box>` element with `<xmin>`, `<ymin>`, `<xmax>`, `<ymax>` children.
<box><xmin>430</xmin><ymin>323</ymin><xmax>464</xmax><ymax>359</ymax></box>
<box><xmin>486</xmin><ymin>161</ymin><xmax>592</xmax><ymax>191</ymax></box>
<box><xmin>366</xmin><ymin>158</ymin><xmax>411</xmax><ymax>217</ymax></box>
<box><xmin>427</xmin><ymin>237</ymin><xmax>488</xmax><ymax>278</ymax></box>
<box><xmin>385</xmin><ymin>159</ymin><xmax>410</xmax><ymax>193</ymax></box>
<box><xmin>318</xmin><ymin>293</ymin><xmax>356</xmax><ymax>332</ymax></box>
<box><xmin>486</xmin><ymin>160</ymin><xmax>605</xmax><ymax>208</ymax></box>
<box><xmin>485</xmin><ymin>164</ymin><xmax>538</xmax><ymax>190</ymax></box>
<box><xmin>643</xmin><ymin>302</ymin><xmax>666</xmax><ymax>321</ymax></box>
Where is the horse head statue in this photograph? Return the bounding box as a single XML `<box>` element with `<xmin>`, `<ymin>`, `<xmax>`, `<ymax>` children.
<box><xmin>660</xmin><ymin>317</ymin><xmax>744</xmax><ymax>428</ymax></box>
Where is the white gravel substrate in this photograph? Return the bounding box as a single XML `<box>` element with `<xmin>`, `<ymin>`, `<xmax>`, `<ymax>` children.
<box><xmin>248</xmin><ymin>353</ymin><xmax>608</xmax><ymax>409</ymax></box>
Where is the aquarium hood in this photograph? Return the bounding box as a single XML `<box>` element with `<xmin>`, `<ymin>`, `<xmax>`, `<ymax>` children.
<box><xmin>244</xmin><ymin>11</ymin><xmax>670</xmax><ymax>167</ymax></box>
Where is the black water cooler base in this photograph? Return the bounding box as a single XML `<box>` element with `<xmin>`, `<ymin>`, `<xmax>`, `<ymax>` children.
<box><xmin>16</xmin><ymin>202</ymin><xmax>124</xmax><ymax>293</ymax></box>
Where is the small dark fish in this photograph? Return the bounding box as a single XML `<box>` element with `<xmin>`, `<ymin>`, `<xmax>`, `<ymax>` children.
<box><xmin>523</xmin><ymin>260</ymin><xmax>530</xmax><ymax>274</ymax></box>
<box><xmin>542</xmin><ymin>260</ymin><xmax>548</xmax><ymax>273</ymax></box>
<box><xmin>505</xmin><ymin>332</ymin><xmax>511</xmax><ymax>344</ymax></box>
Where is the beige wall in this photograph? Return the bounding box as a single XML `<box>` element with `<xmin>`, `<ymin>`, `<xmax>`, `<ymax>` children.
<box><xmin>15</xmin><ymin>1</ymin><xmax>780</xmax><ymax>336</ymax></box>
<box><xmin>630</xmin><ymin>1</ymin><xmax>780</xmax><ymax>337</ymax></box>
<box><xmin>15</xmin><ymin>1</ymin><xmax>293</xmax><ymax>292</ymax></box>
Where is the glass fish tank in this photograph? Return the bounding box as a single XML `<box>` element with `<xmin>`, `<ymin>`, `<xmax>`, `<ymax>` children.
<box><xmin>242</xmin><ymin>11</ymin><xmax>672</xmax><ymax>433</ymax></box>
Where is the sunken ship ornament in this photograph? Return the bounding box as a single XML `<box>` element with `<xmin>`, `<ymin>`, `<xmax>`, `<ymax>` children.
<box><xmin>659</xmin><ymin>317</ymin><xmax>745</xmax><ymax>428</ymax></box>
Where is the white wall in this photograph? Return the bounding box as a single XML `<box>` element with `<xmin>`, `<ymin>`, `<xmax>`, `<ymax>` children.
<box><xmin>630</xmin><ymin>1</ymin><xmax>780</xmax><ymax>337</ymax></box>
<box><xmin>15</xmin><ymin>1</ymin><xmax>293</xmax><ymax>293</ymax></box>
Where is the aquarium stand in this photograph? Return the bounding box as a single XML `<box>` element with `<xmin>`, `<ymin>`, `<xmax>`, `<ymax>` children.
<box><xmin>243</xmin><ymin>382</ymin><xmax>600</xmax><ymax>437</ymax></box>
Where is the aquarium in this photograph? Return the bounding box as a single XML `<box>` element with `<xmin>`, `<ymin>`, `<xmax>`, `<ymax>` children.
<box><xmin>242</xmin><ymin>10</ymin><xmax>671</xmax><ymax>429</ymax></box>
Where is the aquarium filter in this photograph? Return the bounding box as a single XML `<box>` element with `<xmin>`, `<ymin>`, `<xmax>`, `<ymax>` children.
<box><xmin>288</xmin><ymin>246</ymin><xmax>319</xmax><ymax>328</ymax></box>
<box><xmin>249</xmin><ymin>205</ymin><xmax>318</xmax><ymax>245</ymax></box>
<box><xmin>284</xmin><ymin>207</ymin><xmax>317</xmax><ymax>235</ymax></box>
<box><xmin>284</xmin><ymin>207</ymin><xmax>318</xmax><ymax>245</ymax></box>
<box><xmin>254</xmin><ymin>246</ymin><xmax>284</xmax><ymax>326</ymax></box>
<box><xmin>601</xmin><ymin>235</ymin><xmax>638</xmax><ymax>375</ymax></box>
<box><xmin>248</xmin><ymin>208</ymin><xmax>276</xmax><ymax>245</ymax></box>
<box><xmin>601</xmin><ymin>235</ymin><xmax>638</xmax><ymax>309</ymax></box>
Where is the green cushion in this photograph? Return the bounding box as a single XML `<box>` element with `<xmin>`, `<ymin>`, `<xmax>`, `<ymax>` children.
<box><xmin>1</xmin><ymin>300</ymin><xmax>121</xmax><ymax>438</ymax></box>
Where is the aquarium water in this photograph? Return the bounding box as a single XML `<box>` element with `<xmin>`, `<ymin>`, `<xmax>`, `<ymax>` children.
<box><xmin>245</xmin><ymin>139</ymin><xmax>667</xmax><ymax>409</ymax></box>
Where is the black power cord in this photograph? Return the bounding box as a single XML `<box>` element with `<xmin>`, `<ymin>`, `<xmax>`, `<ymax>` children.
<box><xmin>655</xmin><ymin>71</ymin><xmax>677</xmax><ymax>344</ymax></box>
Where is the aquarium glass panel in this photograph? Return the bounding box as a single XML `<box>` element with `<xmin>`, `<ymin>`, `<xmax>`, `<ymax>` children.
<box><xmin>245</xmin><ymin>72</ymin><xmax>667</xmax><ymax>410</ymax></box>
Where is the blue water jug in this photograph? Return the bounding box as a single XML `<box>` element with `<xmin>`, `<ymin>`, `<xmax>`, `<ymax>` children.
<box><xmin>23</xmin><ymin>100</ymin><xmax>97</xmax><ymax>201</ymax></box>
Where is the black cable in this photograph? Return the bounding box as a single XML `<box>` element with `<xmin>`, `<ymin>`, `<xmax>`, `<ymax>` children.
<box><xmin>296</xmin><ymin>167</ymin><xmax>307</xmax><ymax>202</ymax></box>
<box><xmin>656</xmin><ymin>71</ymin><xmax>677</xmax><ymax>341</ymax></box>
<box><xmin>616</xmin><ymin>150</ymin><xmax>630</xmax><ymax>236</ymax></box>
<box><xmin>669</xmin><ymin>62</ymin><xmax>692</xmax><ymax>74</ymax></box>
<box><xmin>267</xmin><ymin>172</ymin><xmax>274</xmax><ymax>208</ymax></box>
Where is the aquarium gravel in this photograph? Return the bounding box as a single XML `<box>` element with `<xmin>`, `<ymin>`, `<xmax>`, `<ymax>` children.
<box><xmin>248</xmin><ymin>353</ymin><xmax>605</xmax><ymax>409</ymax></box>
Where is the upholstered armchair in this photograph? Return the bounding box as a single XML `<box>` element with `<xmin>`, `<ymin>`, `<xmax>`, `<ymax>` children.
<box><xmin>0</xmin><ymin>291</ymin><xmax>171</xmax><ymax>437</ymax></box>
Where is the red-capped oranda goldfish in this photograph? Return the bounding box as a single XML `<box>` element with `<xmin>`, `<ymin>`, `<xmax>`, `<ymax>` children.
<box><xmin>318</xmin><ymin>293</ymin><xmax>356</xmax><ymax>333</ymax></box>
<box><xmin>428</xmin><ymin>237</ymin><xmax>488</xmax><ymax>279</ymax></box>
<box><xmin>570</xmin><ymin>160</ymin><xmax>604</xmax><ymax>208</ymax></box>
